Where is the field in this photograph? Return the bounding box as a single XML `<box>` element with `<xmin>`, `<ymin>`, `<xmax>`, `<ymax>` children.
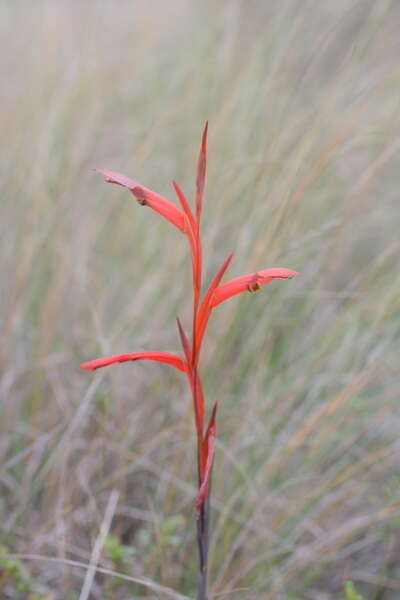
<box><xmin>1</xmin><ymin>1</ymin><xmax>399</xmax><ymax>598</ymax></box>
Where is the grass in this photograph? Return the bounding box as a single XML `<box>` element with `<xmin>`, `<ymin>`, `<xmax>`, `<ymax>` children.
<box><xmin>0</xmin><ymin>1</ymin><xmax>399</xmax><ymax>598</ymax></box>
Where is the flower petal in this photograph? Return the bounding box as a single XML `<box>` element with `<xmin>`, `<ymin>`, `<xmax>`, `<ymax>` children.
<box><xmin>80</xmin><ymin>351</ymin><xmax>187</xmax><ymax>372</ymax></box>
<box><xmin>211</xmin><ymin>268</ymin><xmax>299</xmax><ymax>307</ymax></box>
<box><xmin>94</xmin><ymin>169</ymin><xmax>185</xmax><ymax>232</ymax></box>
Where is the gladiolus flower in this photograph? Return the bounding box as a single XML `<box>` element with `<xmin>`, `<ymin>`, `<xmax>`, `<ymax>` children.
<box><xmin>94</xmin><ymin>169</ymin><xmax>185</xmax><ymax>232</ymax></box>
<box><xmin>211</xmin><ymin>268</ymin><xmax>299</xmax><ymax>307</ymax></box>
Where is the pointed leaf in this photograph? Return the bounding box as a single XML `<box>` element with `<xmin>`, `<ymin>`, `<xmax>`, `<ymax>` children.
<box><xmin>196</xmin><ymin>402</ymin><xmax>217</xmax><ymax>513</ymax></box>
<box><xmin>200</xmin><ymin>401</ymin><xmax>218</xmax><ymax>477</ymax></box>
<box><xmin>95</xmin><ymin>169</ymin><xmax>185</xmax><ymax>232</ymax></box>
<box><xmin>80</xmin><ymin>351</ymin><xmax>187</xmax><ymax>372</ymax></box>
<box><xmin>176</xmin><ymin>317</ymin><xmax>192</xmax><ymax>366</ymax></box>
<box><xmin>211</xmin><ymin>268</ymin><xmax>299</xmax><ymax>307</ymax></box>
<box><xmin>195</xmin><ymin>252</ymin><xmax>234</xmax><ymax>355</ymax></box>
<box><xmin>176</xmin><ymin>319</ymin><xmax>204</xmax><ymax>441</ymax></box>
<box><xmin>173</xmin><ymin>181</ymin><xmax>202</xmax><ymax>298</ymax></box>
<box><xmin>195</xmin><ymin>122</ymin><xmax>208</xmax><ymax>221</ymax></box>
<box><xmin>172</xmin><ymin>180</ymin><xmax>196</xmax><ymax>232</ymax></box>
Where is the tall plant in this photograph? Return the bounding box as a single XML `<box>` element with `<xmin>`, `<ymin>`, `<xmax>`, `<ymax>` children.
<box><xmin>81</xmin><ymin>123</ymin><xmax>298</xmax><ymax>599</ymax></box>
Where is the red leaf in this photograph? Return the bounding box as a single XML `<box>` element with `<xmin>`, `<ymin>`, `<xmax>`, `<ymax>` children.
<box><xmin>196</xmin><ymin>402</ymin><xmax>217</xmax><ymax>513</ymax></box>
<box><xmin>94</xmin><ymin>169</ymin><xmax>185</xmax><ymax>232</ymax></box>
<box><xmin>173</xmin><ymin>181</ymin><xmax>202</xmax><ymax>298</ymax></box>
<box><xmin>176</xmin><ymin>317</ymin><xmax>192</xmax><ymax>366</ymax></box>
<box><xmin>176</xmin><ymin>318</ymin><xmax>204</xmax><ymax>441</ymax></box>
<box><xmin>172</xmin><ymin>180</ymin><xmax>196</xmax><ymax>232</ymax></box>
<box><xmin>80</xmin><ymin>351</ymin><xmax>187</xmax><ymax>372</ymax></box>
<box><xmin>195</xmin><ymin>122</ymin><xmax>208</xmax><ymax>222</ymax></box>
<box><xmin>195</xmin><ymin>253</ymin><xmax>234</xmax><ymax>355</ymax></box>
<box><xmin>211</xmin><ymin>268</ymin><xmax>299</xmax><ymax>307</ymax></box>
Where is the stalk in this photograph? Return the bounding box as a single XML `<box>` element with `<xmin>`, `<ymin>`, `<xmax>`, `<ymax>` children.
<box><xmin>196</xmin><ymin>481</ymin><xmax>211</xmax><ymax>600</ymax></box>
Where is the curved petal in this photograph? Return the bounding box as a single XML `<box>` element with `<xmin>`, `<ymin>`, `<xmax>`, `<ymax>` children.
<box><xmin>80</xmin><ymin>351</ymin><xmax>187</xmax><ymax>372</ymax></box>
<box><xmin>211</xmin><ymin>268</ymin><xmax>299</xmax><ymax>307</ymax></box>
<box><xmin>94</xmin><ymin>169</ymin><xmax>185</xmax><ymax>232</ymax></box>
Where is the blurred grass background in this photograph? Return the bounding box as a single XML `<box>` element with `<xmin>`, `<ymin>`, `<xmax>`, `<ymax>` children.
<box><xmin>1</xmin><ymin>1</ymin><xmax>399</xmax><ymax>598</ymax></box>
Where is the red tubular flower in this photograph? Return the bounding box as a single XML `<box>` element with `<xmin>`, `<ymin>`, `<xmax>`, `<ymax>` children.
<box><xmin>82</xmin><ymin>123</ymin><xmax>299</xmax><ymax>599</ymax></box>
<box><xmin>211</xmin><ymin>267</ymin><xmax>299</xmax><ymax>307</ymax></box>
<box><xmin>94</xmin><ymin>169</ymin><xmax>185</xmax><ymax>232</ymax></box>
<box><xmin>80</xmin><ymin>351</ymin><xmax>186</xmax><ymax>372</ymax></box>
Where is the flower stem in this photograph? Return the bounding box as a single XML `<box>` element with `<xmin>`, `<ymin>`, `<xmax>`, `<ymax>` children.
<box><xmin>196</xmin><ymin>492</ymin><xmax>211</xmax><ymax>600</ymax></box>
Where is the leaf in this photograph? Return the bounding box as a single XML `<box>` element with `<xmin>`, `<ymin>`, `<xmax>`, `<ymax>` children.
<box><xmin>80</xmin><ymin>351</ymin><xmax>187</xmax><ymax>372</ymax></box>
<box><xmin>211</xmin><ymin>268</ymin><xmax>299</xmax><ymax>307</ymax></box>
<box><xmin>173</xmin><ymin>181</ymin><xmax>202</xmax><ymax>297</ymax></box>
<box><xmin>195</xmin><ymin>253</ymin><xmax>234</xmax><ymax>355</ymax></box>
<box><xmin>176</xmin><ymin>318</ymin><xmax>204</xmax><ymax>440</ymax></box>
<box><xmin>195</xmin><ymin>122</ymin><xmax>208</xmax><ymax>222</ymax></box>
<box><xmin>176</xmin><ymin>317</ymin><xmax>192</xmax><ymax>365</ymax></box>
<box><xmin>196</xmin><ymin>402</ymin><xmax>217</xmax><ymax>514</ymax></box>
<box><xmin>94</xmin><ymin>169</ymin><xmax>185</xmax><ymax>232</ymax></box>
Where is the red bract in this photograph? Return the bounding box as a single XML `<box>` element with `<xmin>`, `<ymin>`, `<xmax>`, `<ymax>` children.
<box><xmin>195</xmin><ymin>121</ymin><xmax>208</xmax><ymax>222</ymax></box>
<box><xmin>82</xmin><ymin>124</ymin><xmax>298</xmax><ymax>600</ymax></box>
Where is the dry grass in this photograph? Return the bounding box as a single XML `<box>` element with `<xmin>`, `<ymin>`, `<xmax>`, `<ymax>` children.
<box><xmin>0</xmin><ymin>1</ymin><xmax>399</xmax><ymax>598</ymax></box>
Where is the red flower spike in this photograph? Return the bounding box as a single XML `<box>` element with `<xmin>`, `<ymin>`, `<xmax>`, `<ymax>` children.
<box><xmin>196</xmin><ymin>402</ymin><xmax>218</xmax><ymax>513</ymax></box>
<box><xmin>211</xmin><ymin>268</ymin><xmax>299</xmax><ymax>307</ymax></box>
<box><xmin>80</xmin><ymin>351</ymin><xmax>186</xmax><ymax>372</ymax></box>
<box><xmin>94</xmin><ymin>169</ymin><xmax>185</xmax><ymax>232</ymax></box>
<box><xmin>195</xmin><ymin>252</ymin><xmax>234</xmax><ymax>356</ymax></box>
<box><xmin>195</xmin><ymin>122</ymin><xmax>208</xmax><ymax>222</ymax></box>
<box><xmin>83</xmin><ymin>125</ymin><xmax>299</xmax><ymax>597</ymax></box>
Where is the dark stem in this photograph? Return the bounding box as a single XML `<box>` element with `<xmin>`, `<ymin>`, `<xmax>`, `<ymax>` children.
<box><xmin>196</xmin><ymin>495</ymin><xmax>210</xmax><ymax>600</ymax></box>
<box><xmin>196</xmin><ymin>470</ymin><xmax>212</xmax><ymax>600</ymax></box>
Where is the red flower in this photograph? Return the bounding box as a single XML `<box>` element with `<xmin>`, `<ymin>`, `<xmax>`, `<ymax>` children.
<box><xmin>94</xmin><ymin>169</ymin><xmax>185</xmax><ymax>232</ymax></box>
<box><xmin>80</xmin><ymin>351</ymin><xmax>186</xmax><ymax>372</ymax></box>
<box><xmin>211</xmin><ymin>267</ymin><xmax>299</xmax><ymax>307</ymax></box>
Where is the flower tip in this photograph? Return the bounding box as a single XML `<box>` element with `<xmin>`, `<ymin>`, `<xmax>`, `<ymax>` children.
<box><xmin>92</xmin><ymin>168</ymin><xmax>111</xmax><ymax>182</ymax></box>
<box><xmin>201</xmin><ymin>121</ymin><xmax>208</xmax><ymax>149</ymax></box>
